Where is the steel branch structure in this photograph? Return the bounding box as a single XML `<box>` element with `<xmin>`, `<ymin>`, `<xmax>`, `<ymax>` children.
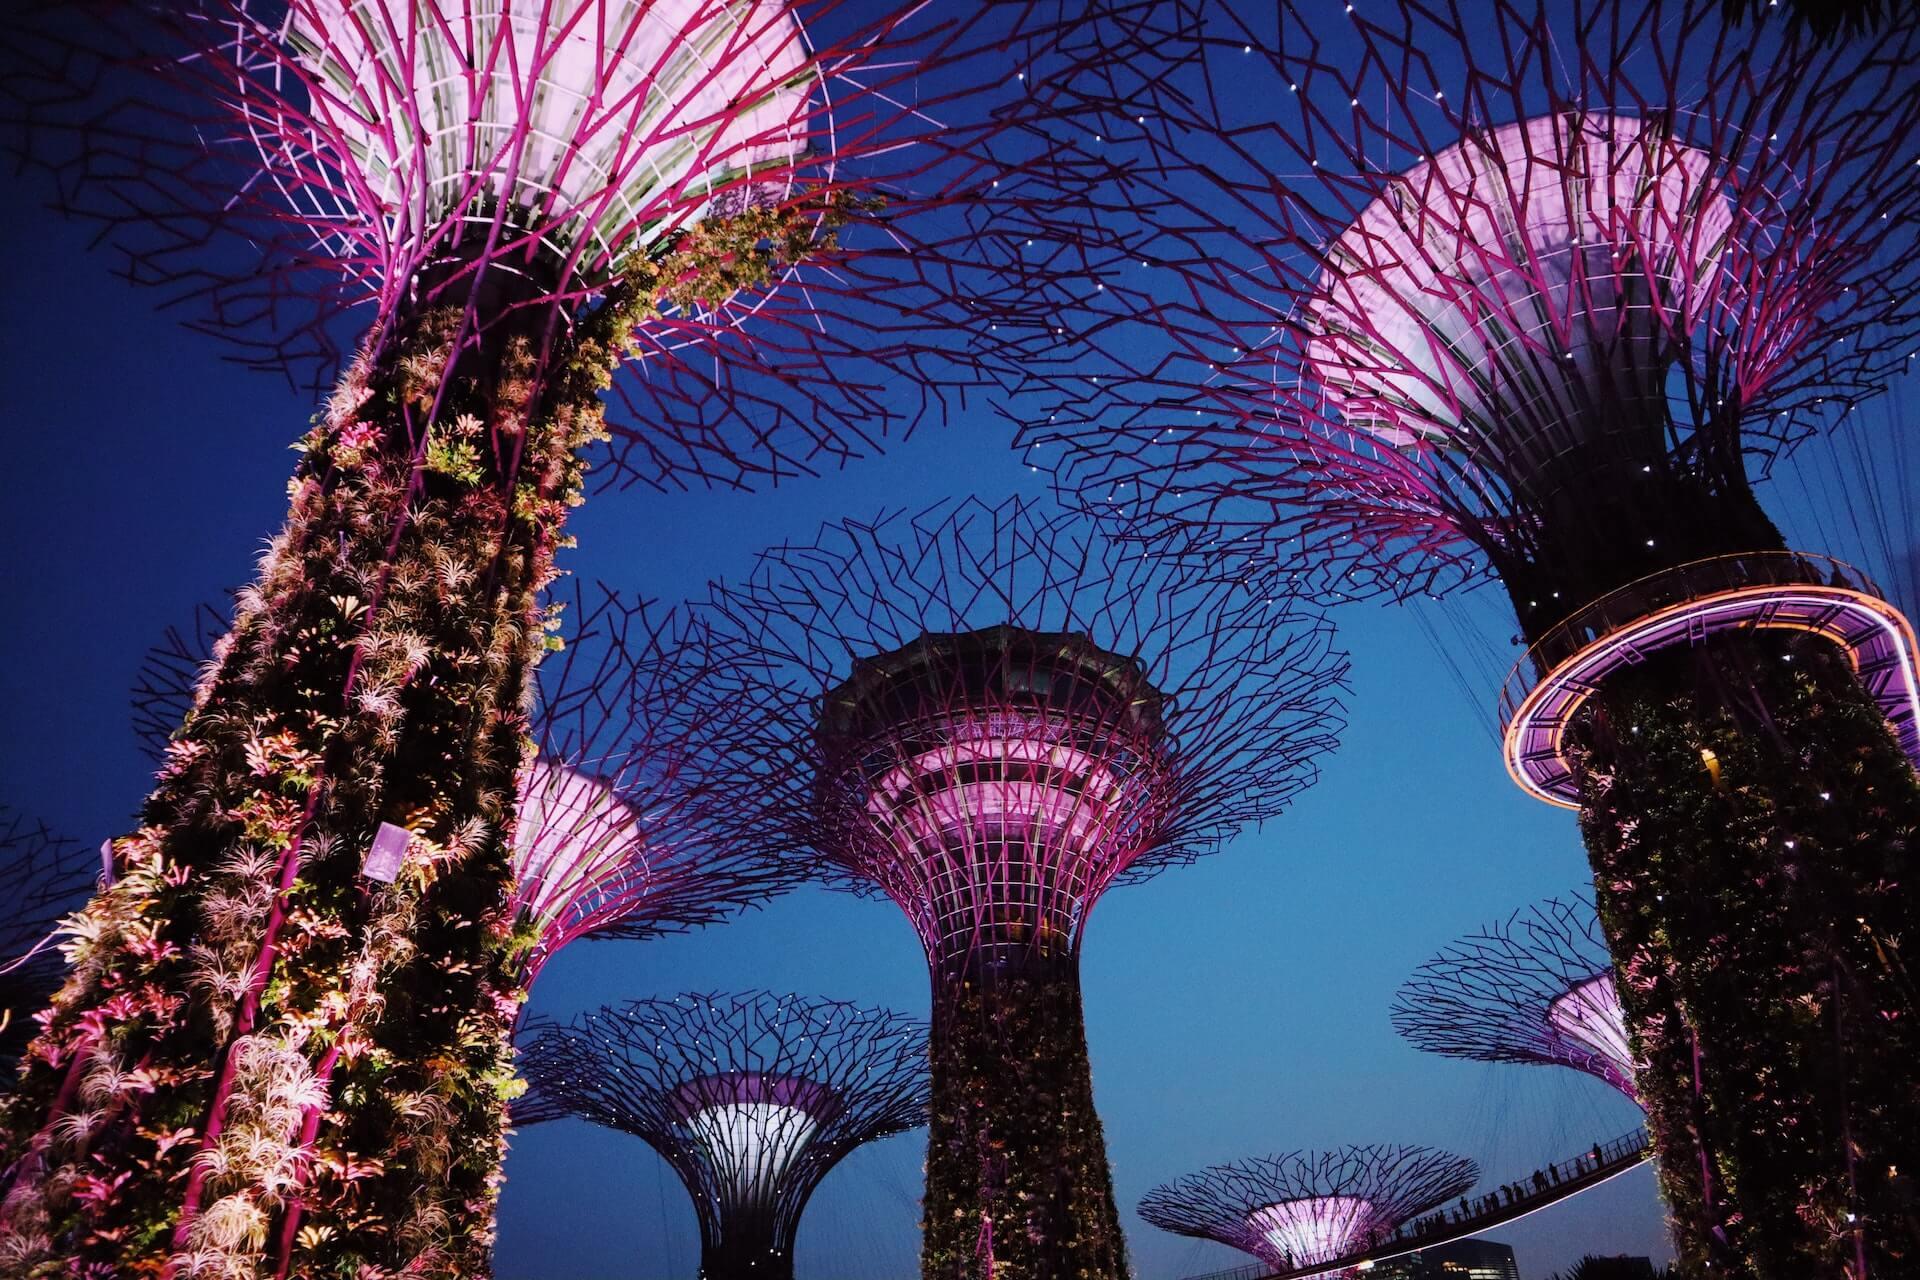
<box><xmin>1392</xmin><ymin>894</ymin><xmax>1637</xmax><ymax>1104</ymax></box>
<box><xmin>696</xmin><ymin>494</ymin><xmax>1345</xmax><ymax>1279</ymax></box>
<box><xmin>1023</xmin><ymin>2</ymin><xmax>1920</xmax><ymax>1270</ymax></box>
<box><xmin>133</xmin><ymin>587</ymin><xmax>792</xmax><ymax>986</ymax></box>
<box><xmin>1139</xmin><ymin>1147</ymin><xmax>1479</xmax><ymax>1276</ymax></box>
<box><xmin>517</xmin><ymin>991</ymin><xmax>928</xmax><ymax>1280</ymax></box>
<box><xmin>0</xmin><ymin>810</ymin><xmax>98</xmax><ymax>1076</ymax></box>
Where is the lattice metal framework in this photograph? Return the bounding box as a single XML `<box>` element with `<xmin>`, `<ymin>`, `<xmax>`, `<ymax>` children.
<box><xmin>697</xmin><ymin>494</ymin><xmax>1347</xmax><ymax>976</ymax></box>
<box><xmin>131</xmin><ymin>586</ymin><xmax>792</xmax><ymax>984</ymax></box>
<box><xmin>1138</xmin><ymin>1146</ymin><xmax>1480</xmax><ymax>1273</ymax></box>
<box><xmin>1024</xmin><ymin>0</ymin><xmax>1920</xmax><ymax>617</ymax></box>
<box><xmin>1392</xmin><ymin>893</ymin><xmax>1638</xmax><ymax>1102</ymax></box>
<box><xmin>0</xmin><ymin>810</ymin><xmax>98</xmax><ymax>1073</ymax></box>
<box><xmin>517</xmin><ymin>991</ymin><xmax>927</xmax><ymax>1277</ymax></box>
<box><xmin>4</xmin><ymin>0</ymin><xmax>1135</xmax><ymax>489</ymax></box>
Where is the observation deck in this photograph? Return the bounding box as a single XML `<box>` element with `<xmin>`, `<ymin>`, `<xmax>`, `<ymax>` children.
<box><xmin>1500</xmin><ymin>552</ymin><xmax>1920</xmax><ymax>808</ymax></box>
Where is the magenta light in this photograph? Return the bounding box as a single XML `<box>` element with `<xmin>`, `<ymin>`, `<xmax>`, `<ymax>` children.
<box><xmin>825</xmin><ymin>657</ymin><xmax>1177</xmax><ymax>971</ymax></box>
<box><xmin>286</xmin><ymin>0</ymin><xmax>815</xmax><ymax>286</ymax></box>
<box><xmin>1246</xmin><ymin>1195</ymin><xmax>1375</xmax><ymax>1267</ymax></box>
<box><xmin>1307</xmin><ymin>115</ymin><xmax>1732</xmax><ymax>465</ymax></box>
<box><xmin>131</xmin><ymin>591</ymin><xmax>792</xmax><ymax>989</ymax></box>
<box><xmin>699</xmin><ymin>498</ymin><xmax>1346</xmax><ymax>978</ymax></box>
<box><xmin>1140</xmin><ymin>1146</ymin><xmax>1479</xmax><ymax>1273</ymax></box>
<box><xmin>517</xmin><ymin>993</ymin><xmax>929</xmax><ymax>1272</ymax></box>
<box><xmin>1394</xmin><ymin>893</ymin><xmax>1640</xmax><ymax>1105</ymax></box>
<box><xmin>1501</xmin><ymin>553</ymin><xmax>1920</xmax><ymax>808</ymax></box>
<box><xmin>1546</xmin><ymin>974</ymin><xmax>1636</xmax><ymax>1100</ymax></box>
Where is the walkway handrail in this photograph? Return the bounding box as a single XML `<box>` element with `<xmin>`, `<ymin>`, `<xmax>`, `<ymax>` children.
<box><xmin>1498</xmin><ymin>551</ymin><xmax>1881</xmax><ymax>729</ymax></box>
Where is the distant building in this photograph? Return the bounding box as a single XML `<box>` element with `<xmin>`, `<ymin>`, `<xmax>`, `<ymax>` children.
<box><xmin>1364</xmin><ymin>1237</ymin><xmax>1522</xmax><ymax>1280</ymax></box>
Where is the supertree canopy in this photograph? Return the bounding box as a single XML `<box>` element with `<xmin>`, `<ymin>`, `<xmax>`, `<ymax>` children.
<box><xmin>1137</xmin><ymin>1146</ymin><xmax>1480</xmax><ymax>1275</ymax></box>
<box><xmin>1392</xmin><ymin>893</ymin><xmax>1637</xmax><ymax>1104</ymax></box>
<box><xmin>516</xmin><ymin>992</ymin><xmax>928</xmax><ymax>1280</ymax></box>
<box><xmin>0</xmin><ymin>811</ymin><xmax>99</xmax><ymax>1078</ymax></box>
<box><xmin>695</xmin><ymin>495</ymin><xmax>1346</xmax><ymax>1280</ymax></box>
<box><xmin>1022</xmin><ymin>2</ymin><xmax>1920</xmax><ymax>1271</ymax></box>
<box><xmin>0</xmin><ymin>2</ymin><xmax>1136</xmax><ymax>1273</ymax></box>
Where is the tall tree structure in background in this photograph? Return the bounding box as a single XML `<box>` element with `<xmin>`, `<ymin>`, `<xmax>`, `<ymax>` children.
<box><xmin>1138</xmin><ymin>1146</ymin><xmax>1479</xmax><ymax>1275</ymax></box>
<box><xmin>517</xmin><ymin>992</ymin><xmax>927</xmax><ymax>1280</ymax></box>
<box><xmin>697</xmin><ymin>496</ymin><xmax>1346</xmax><ymax>1280</ymax></box>
<box><xmin>1027</xmin><ymin>1</ymin><xmax>1920</xmax><ymax>1271</ymax></box>
<box><xmin>1393</xmin><ymin>894</ymin><xmax>1639</xmax><ymax>1105</ymax></box>
<box><xmin>0</xmin><ymin>0</ymin><xmax>1126</xmax><ymax>1273</ymax></box>
<box><xmin>0</xmin><ymin>811</ymin><xmax>98</xmax><ymax>1078</ymax></box>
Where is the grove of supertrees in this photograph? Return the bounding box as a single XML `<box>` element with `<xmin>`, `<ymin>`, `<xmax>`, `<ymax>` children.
<box><xmin>1393</xmin><ymin>893</ymin><xmax>1638</xmax><ymax>1105</ymax></box>
<box><xmin>516</xmin><ymin>991</ymin><xmax>928</xmax><ymax>1280</ymax></box>
<box><xmin>1137</xmin><ymin>1145</ymin><xmax>1480</xmax><ymax>1276</ymax></box>
<box><xmin>0</xmin><ymin>0</ymin><xmax>1140</xmax><ymax>1273</ymax></box>
<box><xmin>0</xmin><ymin>811</ymin><xmax>99</xmax><ymax>1078</ymax></box>
<box><xmin>694</xmin><ymin>495</ymin><xmax>1346</xmax><ymax>1279</ymax></box>
<box><xmin>1024</xmin><ymin>0</ymin><xmax>1920</xmax><ymax>1271</ymax></box>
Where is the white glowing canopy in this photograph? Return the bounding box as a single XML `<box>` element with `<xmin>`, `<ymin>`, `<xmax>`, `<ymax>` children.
<box><xmin>1247</xmin><ymin>1195</ymin><xmax>1374</xmax><ymax>1266</ymax></box>
<box><xmin>290</xmin><ymin>0</ymin><xmax>815</xmax><ymax>273</ymax></box>
<box><xmin>1546</xmin><ymin>971</ymin><xmax>1637</xmax><ymax>1099</ymax></box>
<box><xmin>1307</xmin><ymin>113</ymin><xmax>1735</xmax><ymax>461</ymax></box>
<box><xmin>684</xmin><ymin>1101</ymin><xmax>822</xmax><ymax>1208</ymax></box>
<box><xmin>511</xmin><ymin>760</ymin><xmax>645</xmax><ymax>932</ymax></box>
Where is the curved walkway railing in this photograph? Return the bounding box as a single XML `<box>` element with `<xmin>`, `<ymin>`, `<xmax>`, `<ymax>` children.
<box><xmin>1173</xmin><ymin>1126</ymin><xmax>1653</xmax><ymax>1280</ymax></box>
<box><xmin>1497</xmin><ymin>551</ymin><xmax>1879</xmax><ymax>726</ymax></box>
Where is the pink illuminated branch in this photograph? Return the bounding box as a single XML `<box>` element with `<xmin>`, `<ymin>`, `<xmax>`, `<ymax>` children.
<box><xmin>516</xmin><ymin>991</ymin><xmax>927</xmax><ymax>1268</ymax></box>
<box><xmin>1392</xmin><ymin>892</ymin><xmax>1639</xmax><ymax>1102</ymax></box>
<box><xmin>1139</xmin><ymin>1146</ymin><xmax>1479</xmax><ymax>1272</ymax></box>
<box><xmin>694</xmin><ymin>495</ymin><xmax>1347</xmax><ymax>973</ymax></box>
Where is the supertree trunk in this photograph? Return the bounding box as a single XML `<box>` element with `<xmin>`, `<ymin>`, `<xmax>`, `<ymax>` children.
<box><xmin>923</xmin><ymin>953</ymin><xmax>1129</xmax><ymax>1280</ymax></box>
<box><xmin>0</xmin><ymin>281</ymin><xmax>627</xmax><ymax>1276</ymax></box>
<box><xmin>1566</xmin><ymin>633</ymin><xmax>1920</xmax><ymax>1278</ymax></box>
<box><xmin>702</xmin><ymin>1211</ymin><xmax>795</xmax><ymax>1280</ymax></box>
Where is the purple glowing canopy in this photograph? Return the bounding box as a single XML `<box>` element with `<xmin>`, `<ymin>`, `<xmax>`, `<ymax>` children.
<box><xmin>1138</xmin><ymin>1145</ymin><xmax>1480</xmax><ymax>1272</ymax></box>
<box><xmin>692</xmin><ymin>495</ymin><xmax>1348</xmax><ymax>972</ymax></box>
<box><xmin>1392</xmin><ymin>892</ymin><xmax>1639</xmax><ymax>1103</ymax></box>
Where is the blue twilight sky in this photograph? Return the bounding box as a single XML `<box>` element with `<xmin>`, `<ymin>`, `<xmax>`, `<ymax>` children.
<box><xmin>4</xmin><ymin>189</ymin><xmax>1662</xmax><ymax>1280</ymax></box>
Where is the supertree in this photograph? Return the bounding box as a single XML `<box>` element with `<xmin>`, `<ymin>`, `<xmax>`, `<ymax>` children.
<box><xmin>692</xmin><ymin>494</ymin><xmax>1346</xmax><ymax>1280</ymax></box>
<box><xmin>0</xmin><ymin>811</ymin><xmax>99</xmax><ymax>1078</ymax></box>
<box><xmin>1022</xmin><ymin>2</ymin><xmax>1920</xmax><ymax>1271</ymax></box>
<box><xmin>1137</xmin><ymin>1146</ymin><xmax>1480</xmax><ymax>1277</ymax></box>
<box><xmin>1392</xmin><ymin>894</ymin><xmax>1638</xmax><ymax>1104</ymax></box>
<box><xmin>515</xmin><ymin>991</ymin><xmax>927</xmax><ymax>1280</ymax></box>
<box><xmin>0</xmin><ymin>0</ymin><xmax>1136</xmax><ymax>1272</ymax></box>
<box><xmin>100</xmin><ymin>583</ymin><xmax>793</xmax><ymax>1271</ymax></box>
